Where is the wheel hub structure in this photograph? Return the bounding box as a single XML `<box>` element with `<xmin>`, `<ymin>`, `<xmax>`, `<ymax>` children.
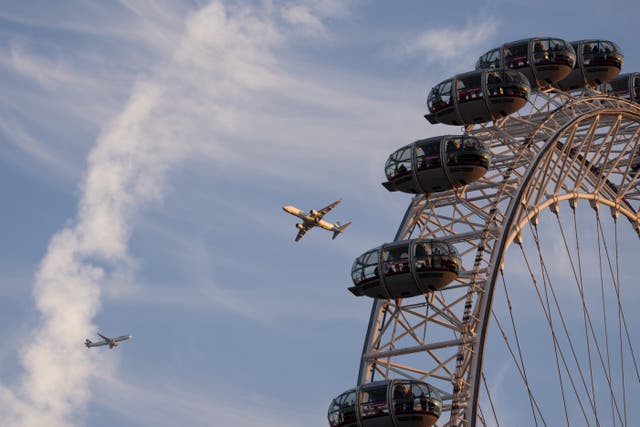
<box><xmin>357</xmin><ymin>90</ymin><xmax>640</xmax><ymax>426</ymax></box>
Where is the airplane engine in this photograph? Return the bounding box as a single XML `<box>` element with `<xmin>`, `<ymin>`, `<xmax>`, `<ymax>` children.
<box><xmin>296</xmin><ymin>223</ymin><xmax>305</xmax><ymax>230</ymax></box>
<box><xmin>310</xmin><ymin>209</ymin><xmax>318</xmax><ymax>217</ymax></box>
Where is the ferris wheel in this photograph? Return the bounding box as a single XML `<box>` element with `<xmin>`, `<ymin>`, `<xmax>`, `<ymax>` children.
<box><xmin>329</xmin><ymin>38</ymin><xmax>640</xmax><ymax>427</ymax></box>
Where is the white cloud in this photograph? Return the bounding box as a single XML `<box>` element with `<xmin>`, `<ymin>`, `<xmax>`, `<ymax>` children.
<box><xmin>282</xmin><ymin>4</ymin><xmax>328</xmax><ymax>36</ymax></box>
<box><xmin>0</xmin><ymin>1</ymin><xmax>438</xmax><ymax>425</ymax></box>
<box><xmin>0</xmin><ymin>1</ymin><xmax>294</xmax><ymax>425</ymax></box>
<box><xmin>394</xmin><ymin>18</ymin><xmax>499</xmax><ymax>70</ymax></box>
<box><xmin>280</xmin><ymin>0</ymin><xmax>352</xmax><ymax>38</ymax></box>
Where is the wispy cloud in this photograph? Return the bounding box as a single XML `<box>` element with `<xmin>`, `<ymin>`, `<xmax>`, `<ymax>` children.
<box><xmin>390</xmin><ymin>18</ymin><xmax>499</xmax><ymax>71</ymax></box>
<box><xmin>0</xmin><ymin>1</ymin><xmax>294</xmax><ymax>425</ymax></box>
<box><xmin>2</xmin><ymin>43</ymin><xmax>80</xmax><ymax>89</ymax></box>
<box><xmin>0</xmin><ymin>117</ymin><xmax>77</xmax><ymax>180</ymax></box>
<box><xmin>280</xmin><ymin>0</ymin><xmax>351</xmax><ymax>38</ymax></box>
<box><xmin>92</xmin><ymin>374</ymin><xmax>313</xmax><ymax>427</ymax></box>
<box><xmin>0</xmin><ymin>1</ymin><xmax>430</xmax><ymax>425</ymax></box>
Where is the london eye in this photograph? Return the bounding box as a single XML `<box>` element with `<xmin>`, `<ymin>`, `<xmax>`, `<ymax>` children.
<box><xmin>329</xmin><ymin>37</ymin><xmax>640</xmax><ymax>427</ymax></box>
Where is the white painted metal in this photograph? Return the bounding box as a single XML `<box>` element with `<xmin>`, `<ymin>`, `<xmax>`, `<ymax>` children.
<box><xmin>355</xmin><ymin>88</ymin><xmax>640</xmax><ymax>426</ymax></box>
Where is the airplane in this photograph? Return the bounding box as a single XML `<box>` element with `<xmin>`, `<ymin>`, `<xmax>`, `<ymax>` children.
<box><xmin>85</xmin><ymin>333</ymin><xmax>132</xmax><ymax>349</ymax></box>
<box><xmin>282</xmin><ymin>199</ymin><xmax>352</xmax><ymax>242</ymax></box>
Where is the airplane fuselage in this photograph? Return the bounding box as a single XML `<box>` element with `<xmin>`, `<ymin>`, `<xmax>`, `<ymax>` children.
<box><xmin>85</xmin><ymin>334</ymin><xmax>133</xmax><ymax>349</ymax></box>
<box><xmin>282</xmin><ymin>205</ymin><xmax>339</xmax><ymax>231</ymax></box>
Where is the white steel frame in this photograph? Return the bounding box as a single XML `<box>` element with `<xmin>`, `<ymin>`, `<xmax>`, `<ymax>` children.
<box><xmin>356</xmin><ymin>89</ymin><xmax>640</xmax><ymax>426</ymax></box>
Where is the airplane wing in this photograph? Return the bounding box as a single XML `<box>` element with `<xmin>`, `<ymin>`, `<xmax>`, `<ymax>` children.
<box><xmin>316</xmin><ymin>199</ymin><xmax>341</xmax><ymax>218</ymax></box>
<box><xmin>97</xmin><ymin>333</ymin><xmax>111</xmax><ymax>341</ymax></box>
<box><xmin>295</xmin><ymin>227</ymin><xmax>309</xmax><ymax>242</ymax></box>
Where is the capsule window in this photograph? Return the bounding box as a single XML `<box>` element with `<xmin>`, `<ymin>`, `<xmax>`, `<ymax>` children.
<box><xmin>328</xmin><ymin>390</ymin><xmax>357</xmax><ymax>427</ymax></box>
<box><xmin>549</xmin><ymin>39</ymin><xmax>575</xmax><ymax>65</ymax></box>
<box><xmin>477</xmin><ymin>48</ymin><xmax>501</xmax><ymax>69</ymax></box>
<box><xmin>392</xmin><ymin>382</ymin><xmax>415</xmax><ymax>413</ymax></box>
<box><xmin>414</xmin><ymin>242</ymin><xmax>432</xmax><ymax>271</ymax></box>
<box><xmin>498</xmin><ymin>70</ymin><xmax>529</xmax><ymax>98</ymax></box>
<box><xmin>551</xmin><ymin>39</ymin><xmax>571</xmax><ymax>52</ymax></box>
<box><xmin>463</xmin><ymin>137</ymin><xmax>479</xmax><ymax>150</ymax></box>
<box><xmin>446</xmin><ymin>137</ymin><xmax>462</xmax><ymax>152</ymax></box>
<box><xmin>382</xmin><ymin>245</ymin><xmax>410</xmax><ymax>275</ymax></box>
<box><xmin>583</xmin><ymin>41</ymin><xmax>599</xmax><ymax>55</ymax></box>
<box><xmin>428</xmin><ymin>80</ymin><xmax>453</xmax><ymax>112</ymax></box>
<box><xmin>532</xmin><ymin>39</ymin><xmax>550</xmax><ymax>64</ymax></box>
<box><xmin>429</xmin><ymin>242</ymin><xmax>459</xmax><ymax>271</ymax></box>
<box><xmin>486</xmin><ymin>71</ymin><xmax>504</xmax><ymax>96</ymax></box>
<box><xmin>415</xmin><ymin>140</ymin><xmax>442</xmax><ymax>171</ymax></box>
<box><xmin>412</xmin><ymin>383</ymin><xmax>442</xmax><ymax>414</ymax></box>
<box><xmin>613</xmin><ymin>42</ymin><xmax>623</xmax><ymax>55</ymax></box>
<box><xmin>457</xmin><ymin>74</ymin><xmax>483</xmax><ymax>103</ymax></box>
<box><xmin>444</xmin><ymin>137</ymin><xmax>462</xmax><ymax>164</ymax></box>
<box><xmin>582</xmin><ymin>40</ymin><xmax>622</xmax><ymax>68</ymax></box>
<box><xmin>385</xmin><ymin>146</ymin><xmax>412</xmax><ymax>180</ymax></box>
<box><xmin>634</xmin><ymin>76</ymin><xmax>640</xmax><ymax>98</ymax></box>
<box><xmin>599</xmin><ymin>41</ymin><xmax>615</xmax><ymax>54</ymax></box>
<box><xmin>352</xmin><ymin>249</ymin><xmax>379</xmax><ymax>285</ymax></box>
<box><xmin>609</xmin><ymin>78</ymin><xmax>629</xmax><ymax>97</ymax></box>
<box><xmin>504</xmin><ymin>42</ymin><xmax>529</xmax><ymax>69</ymax></box>
<box><xmin>360</xmin><ymin>386</ymin><xmax>388</xmax><ymax>419</ymax></box>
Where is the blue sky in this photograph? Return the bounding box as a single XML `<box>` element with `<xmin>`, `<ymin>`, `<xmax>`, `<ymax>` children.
<box><xmin>1</xmin><ymin>1</ymin><xmax>639</xmax><ymax>426</ymax></box>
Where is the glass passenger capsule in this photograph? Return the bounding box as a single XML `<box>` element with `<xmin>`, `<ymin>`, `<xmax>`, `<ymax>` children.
<box><xmin>600</xmin><ymin>72</ymin><xmax>640</xmax><ymax>103</ymax></box>
<box><xmin>382</xmin><ymin>135</ymin><xmax>491</xmax><ymax>194</ymax></box>
<box><xmin>329</xmin><ymin>380</ymin><xmax>442</xmax><ymax>427</ymax></box>
<box><xmin>476</xmin><ymin>37</ymin><xmax>576</xmax><ymax>89</ymax></box>
<box><xmin>349</xmin><ymin>239</ymin><xmax>460</xmax><ymax>299</ymax></box>
<box><xmin>556</xmin><ymin>39</ymin><xmax>623</xmax><ymax>90</ymax></box>
<box><xmin>425</xmin><ymin>69</ymin><xmax>530</xmax><ymax>126</ymax></box>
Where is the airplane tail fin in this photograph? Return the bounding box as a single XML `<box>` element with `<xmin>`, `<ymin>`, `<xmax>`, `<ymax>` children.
<box><xmin>85</xmin><ymin>339</ymin><xmax>92</xmax><ymax>348</ymax></box>
<box><xmin>332</xmin><ymin>221</ymin><xmax>352</xmax><ymax>239</ymax></box>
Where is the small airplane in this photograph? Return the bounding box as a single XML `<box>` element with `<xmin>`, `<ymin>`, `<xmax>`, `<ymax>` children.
<box><xmin>282</xmin><ymin>199</ymin><xmax>351</xmax><ymax>242</ymax></box>
<box><xmin>85</xmin><ymin>333</ymin><xmax>132</xmax><ymax>349</ymax></box>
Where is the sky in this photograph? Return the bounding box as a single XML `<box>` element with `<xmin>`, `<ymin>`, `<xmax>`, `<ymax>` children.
<box><xmin>1</xmin><ymin>1</ymin><xmax>640</xmax><ymax>426</ymax></box>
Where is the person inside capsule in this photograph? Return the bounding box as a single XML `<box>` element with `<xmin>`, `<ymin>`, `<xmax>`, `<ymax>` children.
<box><xmin>393</xmin><ymin>383</ymin><xmax>414</xmax><ymax>413</ymax></box>
<box><xmin>385</xmin><ymin>146</ymin><xmax>412</xmax><ymax>180</ymax></box>
<box><xmin>458</xmin><ymin>73</ymin><xmax>483</xmax><ymax>103</ymax></box>
<box><xmin>361</xmin><ymin>386</ymin><xmax>388</xmax><ymax>418</ymax></box>
<box><xmin>504</xmin><ymin>43</ymin><xmax>528</xmax><ymax>69</ymax></box>
<box><xmin>416</xmin><ymin>140</ymin><xmax>441</xmax><ymax>170</ymax></box>
<box><xmin>383</xmin><ymin>247</ymin><xmax>410</xmax><ymax>275</ymax></box>
<box><xmin>427</xmin><ymin>80</ymin><xmax>453</xmax><ymax>113</ymax></box>
<box><xmin>582</xmin><ymin>40</ymin><xmax>622</xmax><ymax>68</ymax></box>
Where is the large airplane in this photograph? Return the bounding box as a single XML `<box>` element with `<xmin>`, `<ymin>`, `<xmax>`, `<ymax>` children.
<box><xmin>282</xmin><ymin>199</ymin><xmax>351</xmax><ymax>242</ymax></box>
<box><xmin>85</xmin><ymin>333</ymin><xmax>132</xmax><ymax>349</ymax></box>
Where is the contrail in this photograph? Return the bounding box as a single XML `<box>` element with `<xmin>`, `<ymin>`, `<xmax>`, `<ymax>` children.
<box><xmin>0</xmin><ymin>2</ymin><xmax>284</xmax><ymax>425</ymax></box>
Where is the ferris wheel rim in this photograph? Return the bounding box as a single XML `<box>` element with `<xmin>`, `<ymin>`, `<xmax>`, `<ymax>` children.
<box><xmin>467</xmin><ymin>103</ymin><xmax>640</xmax><ymax>425</ymax></box>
